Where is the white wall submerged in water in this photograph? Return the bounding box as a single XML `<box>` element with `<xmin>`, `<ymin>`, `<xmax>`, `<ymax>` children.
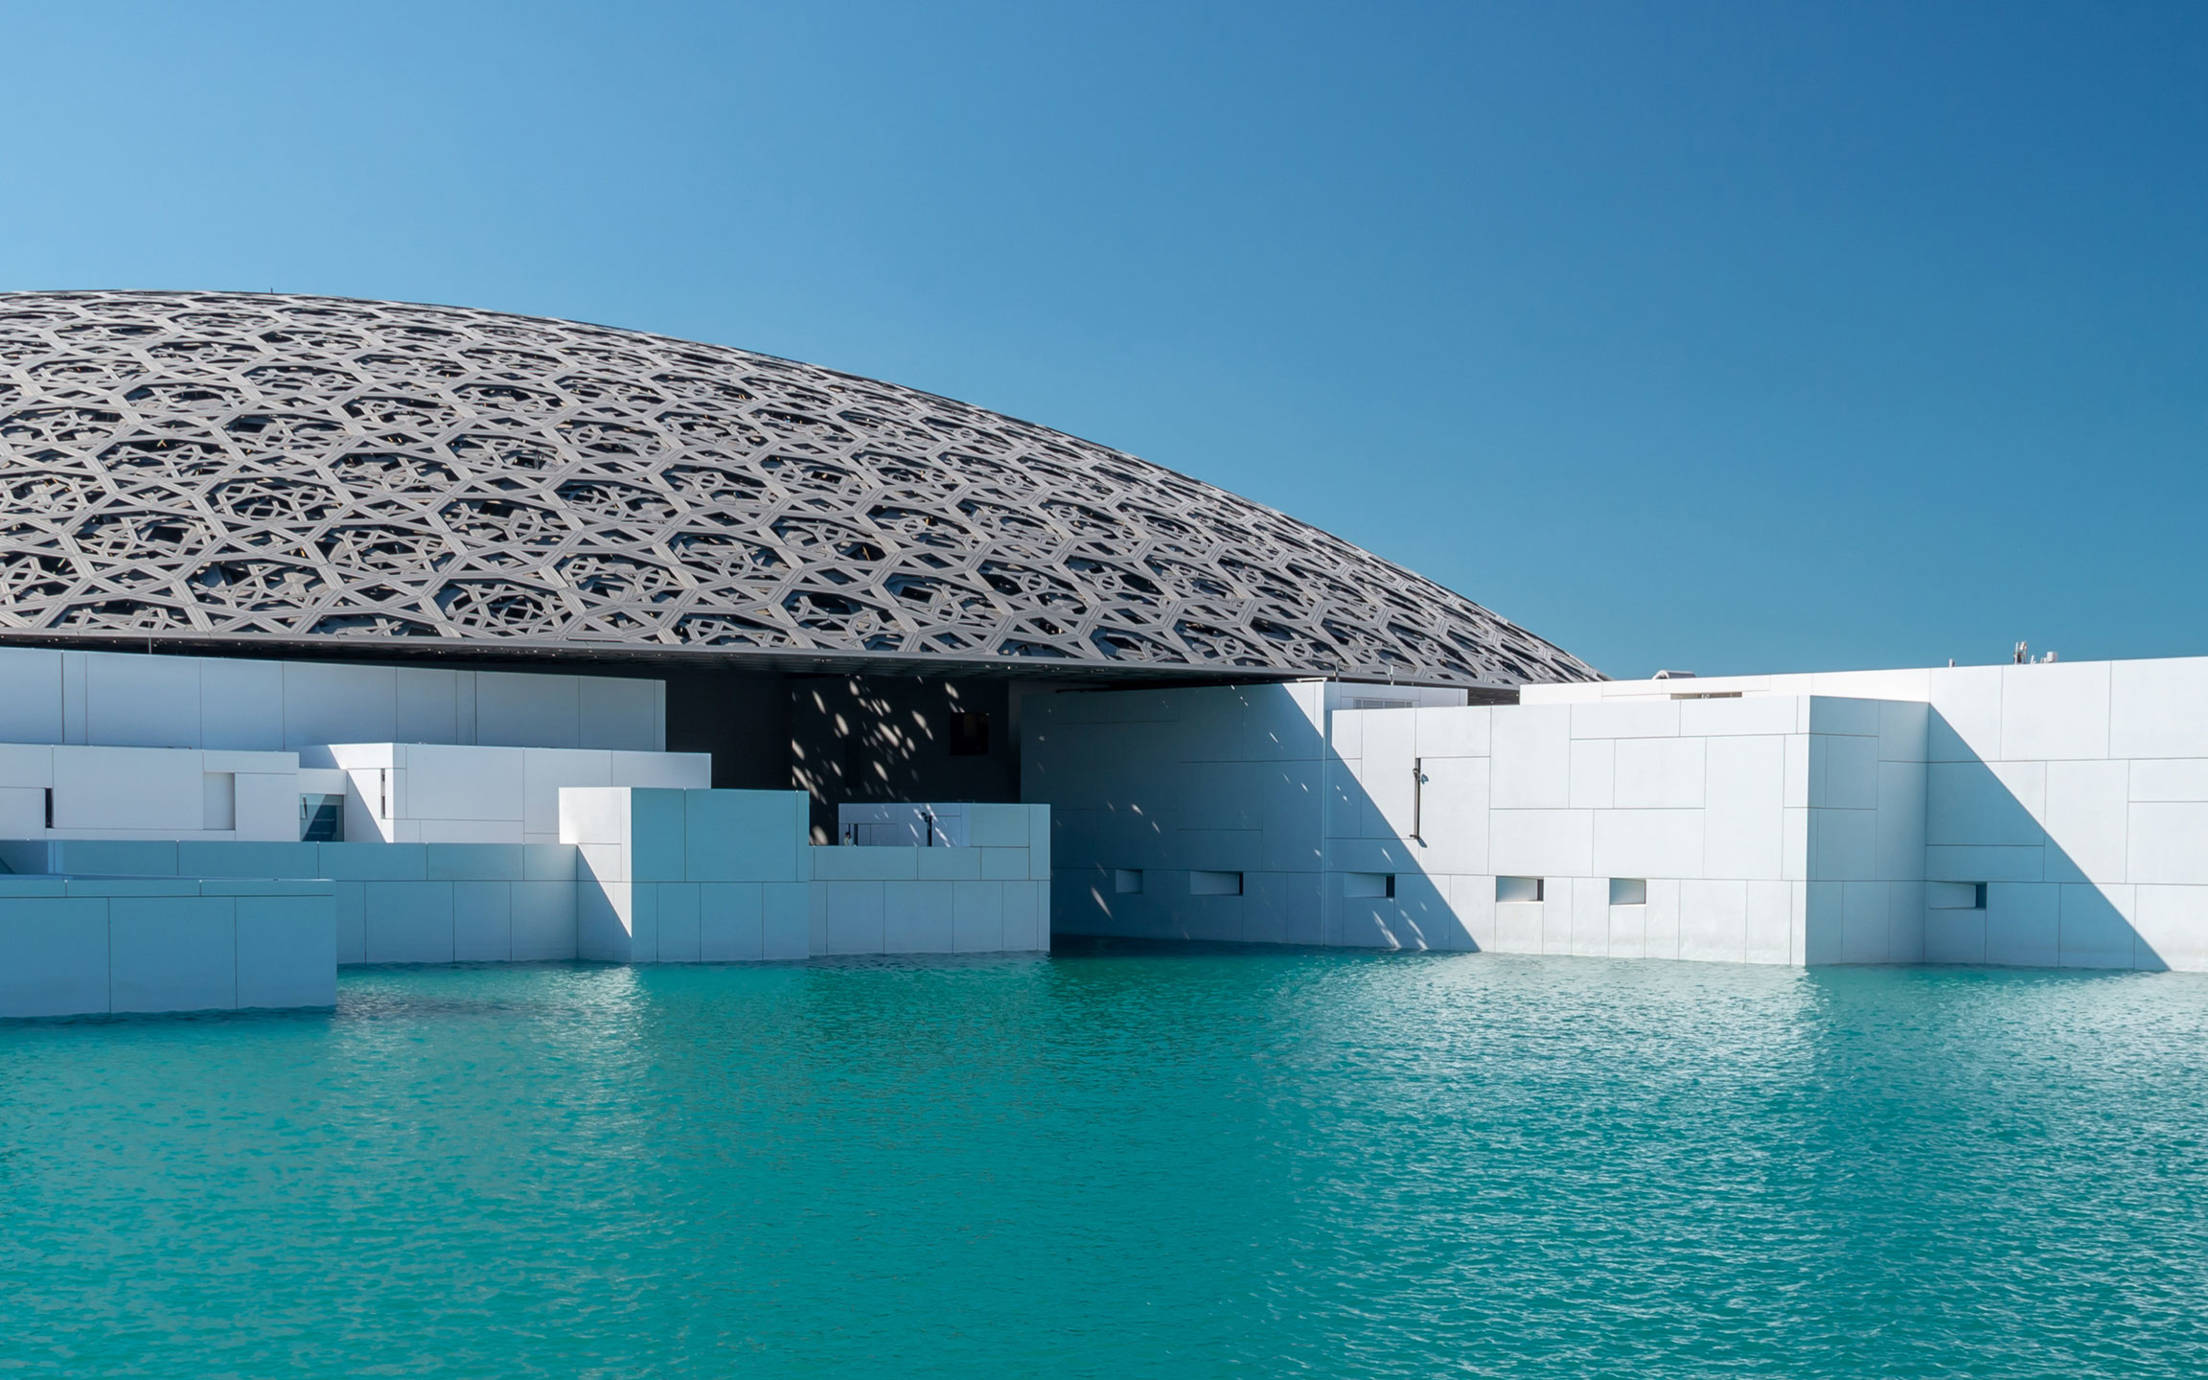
<box><xmin>1025</xmin><ymin>657</ymin><xmax>2208</xmax><ymax>972</ymax></box>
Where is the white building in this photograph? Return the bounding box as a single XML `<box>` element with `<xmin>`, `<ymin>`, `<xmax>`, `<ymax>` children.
<box><xmin>1</xmin><ymin>292</ymin><xmax>2199</xmax><ymax>1017</ymax></box>
<box><xmin>1026</xmin><ymin>657</ymin><xmax>2208</xmax><ymax>973</ymax></box>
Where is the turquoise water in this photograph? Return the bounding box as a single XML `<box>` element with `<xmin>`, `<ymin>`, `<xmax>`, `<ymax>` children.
<box><xmin>6</xmin><ymin>950</ymin><xmax>2208</xmax><ymax>1376</ymax></box>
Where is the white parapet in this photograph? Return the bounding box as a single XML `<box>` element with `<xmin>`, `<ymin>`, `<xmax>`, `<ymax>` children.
<box><xmin>0</xmin><ymin>874</ymin><xmax>335</xmax><ymax>1019</ymax></box>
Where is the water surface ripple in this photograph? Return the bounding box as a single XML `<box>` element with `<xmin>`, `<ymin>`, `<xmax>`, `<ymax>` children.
<box><xmin>5</xmin><ymin>949</ymin><xmax>2208</xmax><ymax>1376</ymax></box>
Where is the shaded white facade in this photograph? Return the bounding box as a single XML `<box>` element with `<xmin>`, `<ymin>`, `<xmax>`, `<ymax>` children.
<box><xmin>1028</xmin><ymin>656</ymin><xmax>2208</xmax><ymax>971</ymax></box>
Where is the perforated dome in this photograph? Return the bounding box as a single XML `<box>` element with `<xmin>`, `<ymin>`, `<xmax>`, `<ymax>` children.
<box><xmin>0</xmin><ymin>291</ymin><xmax>1597</xmax><ymax>686</ymax></box>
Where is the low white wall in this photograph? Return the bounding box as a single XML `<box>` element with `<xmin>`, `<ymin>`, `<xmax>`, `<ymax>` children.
<box><xmin>562</xmin><ymin>789</ymin><xmax>1050</xmax><ymax>960</ymax></box>
<box><xmin>0</xmin><ymin>839</ymin><xmax>582</xmax><ymax>965</ymax></box>
<box><xmin>0</xmin><ymin>644</ymin><xmax>667</xmax><ymax>753</ymax></box>
<box><xmin>0</xmin><ymin>875</ymin><xmax>334</xmax><ymax>1018</ymax></box>
<box><xmin>309</xmin><ymin>742</ymin><xmax>710</xmax><ymax>844</ymax></box>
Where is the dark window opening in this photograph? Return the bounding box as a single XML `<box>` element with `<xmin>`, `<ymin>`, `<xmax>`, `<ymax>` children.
<box><xmin>949</xmin><ymin>711</ymin><xmax>990</xmax><ymax>756</ymax></box>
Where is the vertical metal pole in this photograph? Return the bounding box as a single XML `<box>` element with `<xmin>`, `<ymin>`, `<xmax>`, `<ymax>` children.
<box><xmin>1411</xmin><ymin>757</ymin><xmax>1424</xmax><ymax>842</ymax></box>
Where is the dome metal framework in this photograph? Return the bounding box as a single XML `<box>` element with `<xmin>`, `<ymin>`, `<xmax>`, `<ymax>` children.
<box><xmin>0</xmin><ymin>291</ymin><xmax>1597</xmax><ymax>686</ymax></box>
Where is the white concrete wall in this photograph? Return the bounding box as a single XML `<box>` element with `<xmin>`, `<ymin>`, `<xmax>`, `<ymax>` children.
<box><xmin>812</xmin><ymin>804</ymin><xmax>1050</xmax><ymax>956</ymax></box>
<box><xmin>0</xmin><ymin>839</ymin><xmax>583</xmax><ymax>966</ymax></box>
<box><xmin>1022</xmin><ymin>681</ymin><xmax>1336</xmax><ymax>943</ymax></box>
<box><xmin>562</xmin><ymin>788</ymin><xmax>814</xmax><ymax>963</ymax></box>
<box><xmin>310</xmin><ymin>743</ymin><xmax>710</xmax><ymax>844</ymax></box>
<box><xmin>1326</xmin><ymin>694</ymin><xmax>1928</xmax><ymax>964</ymax></box>
<box><xmin>1525</xmin><ymin>659</ymin><xmax>2208</xmax><ymax>970</ymax></box>
<box><xmin>0</xmin><ymin>875</ymin><xmax>334</xmax><ymax>1018</ymax></box>
<box><xmin>1026</xmin><ymin>680</ymin><xmax>1960</xmax><ymax>967</ymax></box>
<box><xmin>0</xmin><ymin>743</ymin><xmax>299</xmax><ymax>842</ymax></box>
<box><xmin>561</xmin><ymin>790</ymin><xmax>1050</xmax><ymax>960</ymax></box>
<box><xmin>0</xmin><ymin>644</ymin><xmax>666</xmax><ymax>753</ymax></box>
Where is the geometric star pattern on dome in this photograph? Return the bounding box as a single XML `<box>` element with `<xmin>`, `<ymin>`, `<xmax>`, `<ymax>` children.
<box><xmin>0</xmin><ymin>290</ymin><xmax>1599</xmax><ymax>687</ymax></box>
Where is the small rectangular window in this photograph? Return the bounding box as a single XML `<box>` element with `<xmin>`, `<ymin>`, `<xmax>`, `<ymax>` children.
<box><xmin>1609</xmin><ymin>878</ymin><xmax>1647</xmax><ymax>906</ymax></box>
<box><xmin>1496</xmin><ymin>875</ymin><xmax>1544</xmax><ymax>903</ymax></box>
<box><xmin>1191</xmin><ymin>870</ymin><xmax>1243</xmax><ymax>896</ymax></box>
<box><xmin>42</xmin><ymin>786</ymin><xmax>53</xmax><ymax>829</ymax></box>
<box><xmin>300</xmin><ymin>793</ymin><xmax>344</xmax><ymax>843</ymax></box>
<box><xmin>948</xmin><ymin>711</ymin><xmax>990</xmax><ymax>756</ymax></box>
<box><xmin>1344</xmin><ymin>872</ymin><xmax>1396</xmax><ymax>899</ymax></box>
<box><xmin>1928</xmin><ymin>881</ymin><xmax>1986</xmax><ymax>910</ymax></box>
<box><xmin>1113</xmin><ymin>868</ymin><xmax>1143</xmax><ymax>894</ymax></box>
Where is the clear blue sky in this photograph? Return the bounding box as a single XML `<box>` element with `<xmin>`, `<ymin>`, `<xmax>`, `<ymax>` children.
<box><xmin>2</xmin><ymin>1</ymin><xmax>2201</xmax><ymax>678</ymax></box>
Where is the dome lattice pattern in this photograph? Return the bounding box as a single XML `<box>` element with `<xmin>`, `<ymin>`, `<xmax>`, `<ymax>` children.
<box><xmin>0</xmin><ymin>291</ymin><xmax>1596</xmax><ymax>685</ymax></box>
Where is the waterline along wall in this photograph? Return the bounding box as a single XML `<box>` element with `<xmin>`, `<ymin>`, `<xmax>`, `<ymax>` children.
<box><xmin>1026</xmin><ymin>657</ymin><xmax>2208</xmax><ymax>971</ymax></box>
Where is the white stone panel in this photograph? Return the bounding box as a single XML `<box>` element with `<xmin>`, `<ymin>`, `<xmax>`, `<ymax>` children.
<box><xmin>1593</xmin><ymin>810</ymin><xmax>1704</xmax><ymax>880</ymax></box>
<box><xmin>85</xmin><ymin>652</ymin><xmax>201</xmax><ymax>750</ymax></box>
<box><xmin>656</xmin><ymin>883</ymin><xmax>702</xmax><ymax>962</ymax></box>
<box><xmin>2127</xmin><ymin>804</ymin><xmax>2208</xmax><ymax>885</ymax></box>
<box><xmin>1488</xmin><ymin>810</ymin><xmax>1593</xmax><ymax>877</ymax></box>
<box><xmin>1417</xmin><ymin>756</ymin><xmax>1488</xmax><ymax>875</ymax></box>
<box><xmin>283</xmin><ymin>662</ymin><xmax>397</xmax><ymax>751</ymax></box>
<box><xmin>52</xmin><ymin>747</ymin><xmax>202</xmax><ymax>831</ymax></box>
<box><xmin>1490</xmin><ymin>705</ymin><xmax>1572</xmax><ymax>809</ymax></box>
<box><xmin>0</xmin><ymin>649</ymin><xmax>64</xmax><ymax>747</ymax></box>
<box><xmin>1568</xmin><ymin>739</ymin><xmax>1614</xmax><ymax>810</ymax></box>
<box><xmin>526</xmin><ymin>749</ymin><xmax>613</xmax><ymax>839</ymax></box>
<box><xmin>405</xmin><ymin>745</ymin><xmax>529</xmax><ymax>828</ymax></box>
<box><xmin>1413</xmin><ymin>706</ymin><xmax>1489</xmax><ymax>759</ymax></box>
<box><xmin>364</xmin><ymin>881</ymin><xmax>455</xmax><ymax>963</ymax></box>
<box><xmin>1807</xmin><ymin>698</ymin><xmax>1881</xmax><ymax>738</ymax></box>
<box><xmin>1984</xmin><ymin>882</ymin><xmax>2059</xmax><ymax>968</ymax></box>
<box><xmin>2109</xmin><ymin>657</ymin><xmax>2208</xmax><ymax>759</ymax></box>
<box><xmin>511</xmin><ymin>881</ymin><xmax>578</xmax><ymax>960</ymax></box>
<box><xmin>1841</xmin><ymin>882</ymin><xmax>1889</xmax><ymax>963</ymax></box>
<box><xmin>453</xmin><ymin>880</ymin><xmax>513</xmax><ymax>961</ymax></box>
<box><xmin>1812</xmin><ymin>734</ymin><xmax>1879</xmax><ymax>810</ymax></box>
<box><xmin>1744</xmin><ymin>880</ymin><xmax>1790</xmax><ymax>965</ymax></box>
<box><xmin>2058</xmin><ymin>882</ymin><xmax>2135</xmax><ymax>969</ymax></box>
<box><xmin>199</xmin><ymin>657</ymin><xmax>284</xmax><ymax>751</ymax></box>
<box><xmin>2133</xmin><ymin>886</ymin><xmax>2208</xmax><ymax>973</ymax></box>
<box><xmin>953</xmin><ymin>880</ymin><xmax>1005</xmax><ymax>952</ymax></box>
<box><xmin>1612</xmin><ymin>737</ymin><xmax>1705</xmax><ymax>809</ymax></box>
<box><xmin>2001</xmin><ymin>662</ymin><xmax>2111</xmax><ymax>761</ymax></box>
<box><xmin>235</xmin><ymin>895</ymin><xmax>337</xmax><ymax>1007</ymax></box>
<box><xmin>1679</xmin><ymin>695</ymin><xmax>1800</xmax><ymax>738</ymax></box>
<box><xmin>581</xmin><ymin>676</ymin><xmax>662</xmax><ymax>751</ymax></box>
<box><xmin>1642</xmin><ymin>878</ymin><xmax>1680</xmax><ymax>959</ymax></box>
<box><xmin>2129</xmin><ymin>759</ymin><xmax>2208</xmax><ymax>803</ymax></box>
<box><xmin>0</xmin><ymin>897</ymin><xmax>109</xmax><ymax>1016</ymax></box>
<box><xmin>110</xmin><ymin>896</ymin><xmax>235</xmax><ymax>1012</ymax></box>
<box><xmin>1807</xmin><ymin>809</ymin><xmax>1875</xmax><ymax>881</ymax></box>
<box><xmin>1570</xmin><ymin>699</ymin><xmax>1679</xmax><ymax>740</ymax></box>
<box><xmin>1925</xmin><ymin>844</ymin><xmax>2045</xmax><ymax>883</ymax></box>
<box><xmin>1678</xmin><ymin>880</ymin><xmax>1747</xmax><ymax>963</ymax></box>
<box><xmin>1926</xmin><ymin>761</ymin><xmax>2044</xmax><ymax>847</ymax></box>
<box><xmin>394</xmin><ymin>669</ymin><xmax>459</xmax><ymax>745</ymax></box>
<box><xmin>2042</xmin><ymin>760</ymin><xmax>2130</xmax><ymax>885</ymax></box>
<box><xmin>1926</xmin><ymin>665</ymin><xmax>2004</xmax><ymax>762</ymax></box>
<box><xmin>1492</xmin><ymin>899</ymin><xmax>1544</xmax><ymax>954</ymax></box>
<box><xmin>762</xmin><ymin>883</ymin><xmax>809</xmax><ymax>959</ymax></box>
<box><xmin>1874</xmin><ymin>762</ymin><xmax>1928</xmax><ymax>882</ymax></box>
<box><xmin>476</xmin><ymin>673</ymin><xmax>580</xmax><ymax>750</ymax></box>
<box><xmin>1568</xmin><ymin>877</ymin><xmax>1608</xmax><ymax>957</ymax></box>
